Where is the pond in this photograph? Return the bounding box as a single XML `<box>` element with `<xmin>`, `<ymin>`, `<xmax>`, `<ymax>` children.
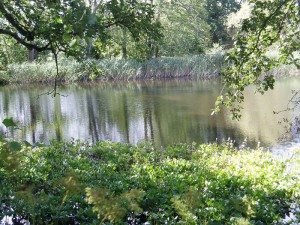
<box><xmin>0</xmin><ymin>78</ymin><xmax>299</xmax><ymax>148</ymax></box>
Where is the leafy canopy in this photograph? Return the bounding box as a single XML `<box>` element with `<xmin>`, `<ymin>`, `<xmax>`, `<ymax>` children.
<box><xmin>0</xmin><ymin>0</ymin><xmax>161</xmax><ymax>58</ymax></box>
<box><xmin>157</xmin><ymin>0</ymin><xmax>211</xmax><ymax>56</ymax></box>
<box><xmin>205</xmin><ymin>0</ymin><xmax>241</xmax><ymax>44</ymax></box>
<box><xmin>214</xmin><ymin>0</ymin><xmax>300</xmax><ymax>119</ymax></box>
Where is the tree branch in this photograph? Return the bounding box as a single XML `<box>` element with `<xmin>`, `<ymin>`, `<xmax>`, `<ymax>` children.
<box><xmin>253</xmin><ymin>0</ymin><xmax>290</xmax><ymax>51</ymax></box>
<box><xmin>0</xmin><ymin>28</ymin><xmax>51</xmax><ymax>51</ymax></box>
<box><xmin>0</xmin><ymin>3</ymin><xmax>34</xmax><ymax>41</ymax></box>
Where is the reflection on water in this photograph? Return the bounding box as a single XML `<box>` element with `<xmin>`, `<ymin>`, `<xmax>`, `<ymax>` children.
<box><xmin>0</xmin><ymin>78</ymin><xmax>298</xmax><ymax>147</ymax></box>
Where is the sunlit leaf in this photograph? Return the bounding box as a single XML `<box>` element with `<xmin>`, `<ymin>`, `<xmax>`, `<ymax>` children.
<box><xmin>56</xmin><ymin>18</ymin><xmax>63</xmax><ymax>24</ymax></box>
<box><xmin>70</xmin><ymin>39</ymin><xmax>77</xmax><ymax>47</ymax></box>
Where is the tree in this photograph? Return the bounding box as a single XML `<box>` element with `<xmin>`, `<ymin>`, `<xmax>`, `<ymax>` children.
<box><xmin>0</xmin><ymin>35</ymin><xmax>27</xmax><ymax>69</ymax></box>
<box><xmin>205</xmin><ymin>0</ymin><xmax>241</xmax><ymax>45</ymax></box>
<box><xmin>0</xmin><ymin>0</ymin><xmax>161</xmax><ymax>96</ymax></box>
<box><xmin>0</xmin><ymin>0</ymin><xmax>161</xmax><ymax>60</ymax></box>
<box><xmin>0</xmin><ymin>0</ymin><xmax>93</xmax><ymax>59</ymax></box>
<box><xmin>213</xmin><ymin>0</ymin><xmax>300</xmax><ymax>119</ymax></box>
<box><xmin>107</xmin><ymin>0</ymin><xmax>212</xmax><ymax>59</ymax></box>
<box><xmin>158</xmin><ymin>0</ymin><xmax>211</xmax><ymax>56</ymax></box>
<box><xmin>92</xmin><ymin>0</ymin><xmax>162</xmax><ymax>60</ymax></box>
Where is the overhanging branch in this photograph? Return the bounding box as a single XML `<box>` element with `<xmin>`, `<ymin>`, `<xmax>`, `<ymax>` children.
<box><xmin>0</xmin><ymin>28</ymin><xmax>51</xmax><ymax>51</ymax></box>
<box><xmin>0</xmin><ymin>3</ymin><xmax>34</xmax><ymax>41</ymax></box>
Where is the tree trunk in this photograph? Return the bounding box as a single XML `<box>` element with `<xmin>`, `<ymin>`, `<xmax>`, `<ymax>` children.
<box><xmin>122</xmin><ymin>27</ymin><xmax>127</xmax><ymax>59</ymax></box>
<box><xmin>28</xmin><ymin>48</ymin><xmax>38</xmax><ymax>61</ymax></box>
<box><xmin>85</xmin><ymin>0</ymin><xmax>98</xmax><ymax>59</ymax></box>
<box><xmin>86</xmin><ymin>38</ymin><xmax>93</xmax><ymax>59</ymax></box>
<box><xmin>147</xmin><ymin>0</ymin><xmax>162</xmax><ymax>59</ymax></box>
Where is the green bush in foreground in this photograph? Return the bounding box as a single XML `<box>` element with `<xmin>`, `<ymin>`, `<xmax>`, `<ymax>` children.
<box><xmin>0</xmin><ymin>140</ymin><xmax>299</xmax><ymax>224</ymax></box>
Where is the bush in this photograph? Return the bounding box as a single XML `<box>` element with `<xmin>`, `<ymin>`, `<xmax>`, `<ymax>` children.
<box><xmin>0</xmin><ymin>139</ymin><xmax>299</xmax><ymax>224</ymax></box>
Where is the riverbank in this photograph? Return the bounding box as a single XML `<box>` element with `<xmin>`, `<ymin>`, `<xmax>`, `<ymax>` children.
<box><xmin>0</xmin><ymin>54</ymin><xmax>224</xmax><ymax>84</ymax></box>
<box><xmin>1</xmin><ymin>139</ymin><xmax>299</xmax><ymax>224</ymax></box>
<box><xmin>1</xmin><ymin>53</ymin><xmax>299</xmax><ymax>85</ymax></box>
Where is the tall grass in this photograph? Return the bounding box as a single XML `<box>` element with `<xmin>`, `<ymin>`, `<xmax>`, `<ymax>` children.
<box><xmin>98</xmin><ymin>54</ymin><xmax>224</xmax><ymax>80</ymax></box>
<box><xmin>2</xmin><ymin>54</ymin><xmax>224</xmax><ymax>84</ymax></box>
<box><xmin>4</xmin><ymin>58</ymin><xmax>83</xmax><ymax>83</ymax></box>
<box><xmin>2</xmin><ymin>50</ymin><xmax>299</xmax><ymax>84</ymax></box>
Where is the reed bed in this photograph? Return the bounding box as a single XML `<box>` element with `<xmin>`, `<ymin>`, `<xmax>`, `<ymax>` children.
<box><xmin>98</xmin><ymin>54</ymin><xmax>224</xmax><ymax>80</ymax></box>
<box><xmin>2</xmin><ymin>50</ymin><xmax>299</xmax><ymax>84</ymax></box>
<box><xmin>4</xmin><ymin>58</ymin><xmax>82</xmax><ymax>84</ymax></box>
<box><xmin>3</xmin><ymin>54</ymin><xmax>224</xmax><ymax>84</ymax></box>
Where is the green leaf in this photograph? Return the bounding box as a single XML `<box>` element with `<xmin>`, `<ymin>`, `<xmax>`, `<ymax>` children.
<box><xmin>2</xmin><ymin>118</ymin><xmax>17</xmax><ymax>128</ymax></box>
<box><xmin>84</xmin><ymin>36</ymin><xmax>91</xmax><ymax>45</ymax></box>
<box><xmin>70</xmin><ymin>39</ymin><xmax>77</xmax><ymax>47</ymax></box>
<box><xmin>37</xmin><ymin>143</ymin><xmax>46</xmax><ymax>147</ymax></box>
<box><xmin>56</xmin><ymin>18</ymin><xmax>63</xmax><ymax>24</ymax></box>
<box><xmin>63</xmin><ymin>33</ymin><xmax>72</xmax><ymax>42</ymax></box>
<box><xmin>24</xmin><ymin>141</ymin><xmax>32</xmax><ymax>147</ymax></box>
<box><xmin>9</xmin><ymin>141</ymin><xmax>22</xmax><ymax>151</ymax></box>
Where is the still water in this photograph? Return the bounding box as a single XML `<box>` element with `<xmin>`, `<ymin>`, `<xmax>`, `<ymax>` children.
<box><xmin>0</xmin><ymin>78</ymin><xmax>299</xmax><ymax>148</ymax></box>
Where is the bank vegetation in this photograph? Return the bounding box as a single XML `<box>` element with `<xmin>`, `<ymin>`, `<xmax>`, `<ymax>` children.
<box><xmin>1</xmin><ymin>137</ymin><xmax>299</xmax><ymax>224</ymax></box>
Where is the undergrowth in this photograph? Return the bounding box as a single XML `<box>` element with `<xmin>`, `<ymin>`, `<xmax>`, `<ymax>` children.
<box><xmin>0</xmin><ymin>138</ymin><xmax>299</xmax><ymax>224</ymax></box>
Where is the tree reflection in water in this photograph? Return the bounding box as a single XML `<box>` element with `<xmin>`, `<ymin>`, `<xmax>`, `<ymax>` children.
<box><xmin>0</xmin><ymin>78</ymin><xmax>297</xmax><ymax>148</ymax></box>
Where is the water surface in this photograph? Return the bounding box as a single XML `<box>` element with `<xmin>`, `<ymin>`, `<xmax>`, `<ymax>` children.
<box><xmin>0</xmin><ymin>78</ymin><xmax>299</xmax><ymax>147</ymax></box>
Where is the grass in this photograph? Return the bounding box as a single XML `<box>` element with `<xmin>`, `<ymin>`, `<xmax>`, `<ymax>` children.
<box><xmin>0</xmin><ymin>138</ymin><xmax>299</xmax><ymax>224</ymax></box>
<box><xmin>1</xmin><ymin>54</ymin><xmax>224</xmax><ymax>84</ymax></box>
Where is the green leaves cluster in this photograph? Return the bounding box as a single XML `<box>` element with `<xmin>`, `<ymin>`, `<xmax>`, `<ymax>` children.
<box><xmin>0</xmin><ymin>0</ymin><xmax>244</xmax><ymax>62</ymax></box>
<box><xmin>0</xmin><ymin>138</ymin><xmax>299</xmax><ymax>224</ymax></box>
<box><xmin>205</xmin><ymin>0</ymin><xmax>240</xmax><ymax>44</ymax></box>
<box><xmin>157</xmin><ymin>0</ymin><xmax>211</xmax><ymax>56</ymax></box>
<box><xmin>215</xmin><ymin>0</ymin><xmax>300</xmax><ymax>119</ymax></box>
<box><xmin>86</xmin><ymin>188</ymin><xmax>144</xmax><ymax>223</ymax></box>
<box><xmin>0</xmin><ymin>0</ymin><xmax>161</xmax><ymax>59</ymax></box>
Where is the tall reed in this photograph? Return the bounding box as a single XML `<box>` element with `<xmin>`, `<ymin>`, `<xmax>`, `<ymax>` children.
<box><xmin>2</xmin><ymin>54</ymin><xmax>223</xmax><ymax>84</ymax></box>
<box><xmin>98</xmin><ymin>54</ymin><xmax>224</xmax><ymax>80</ymax></box>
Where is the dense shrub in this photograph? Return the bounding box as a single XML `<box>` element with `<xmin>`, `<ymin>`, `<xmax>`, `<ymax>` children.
<box><xmin>0</xmin><ymin>140</ymin><xmax>299</xmax><ymax>224</ymax></box>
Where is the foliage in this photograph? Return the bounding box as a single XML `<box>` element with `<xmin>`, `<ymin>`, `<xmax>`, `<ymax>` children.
<box><xmin>214</xmin><ymin>0</ymin><xmax>300</xmax><ymax>119</ymax></box>
<box><xmin>95</xmin><ymin>0</ymin><xmax>240</xmax><ymax>59</ymax></box>
<box><xmin>226</xmin><ymin>1</ymin><xmax>252</xmax><ymax>32</ymax></box>
<box><xmin>103</xmin><ymin>26</ymin><xmax>153</xmax><ymax>60</ymax></box>
<box><xmin>0</xmin><ymin>35</ymin><xmax>27</xmax><ymax>70</ymax></box>
<box><xmin>0</xmin><ymin>0</ymin><xmax>243</xmax><ymax>63</ymax></box>
<box><xmin>157</xmin><ymin>0</ymin><xmax>211</xmax><ymax>56</ymax></box>
<box><xmin>205</xmin><ymin>0</ymin><xmax>241</xmax><ymax>45</ymax></box>
<box><xmin>2</xmin><ymin>118</ymin><xmax>17</xmax><ymax>128</ymax></box>
<box><xmin>0</xmin><ymin>135</ymin><xmax>299</xmax><ymax>224</ymax></box>
<box><xmin>0</xmin><ymin>0</ymin><xmax>161</xmax><ymax>59</ymax></box>
<box><xmin>86</xmin><ymin>188</ymin><xmax>144</xmax><ymax>223</ymax></box>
